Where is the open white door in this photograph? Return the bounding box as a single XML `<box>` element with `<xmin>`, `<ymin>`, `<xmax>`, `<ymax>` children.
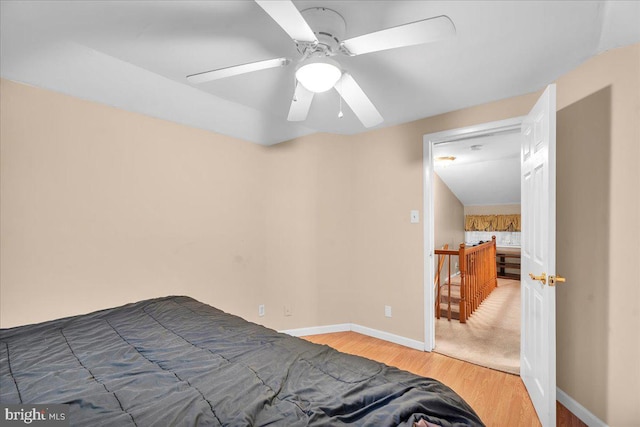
<box><xmin>521</xmin><ymin>84</ymin><xmax>557</xmax><ymax>426</ymax></box>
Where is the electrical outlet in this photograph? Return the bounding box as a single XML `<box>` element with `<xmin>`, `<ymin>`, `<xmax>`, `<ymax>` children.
<box><xmin>384</xmin><ymin>305</ymin><xmax>392</xmax><ymax>318</ymax></box>
<box><xmin>258</xmin><ymin>304</ymin><xmax>265</xmax><ymax>317</ymax></box>
<box><xmin>284</xmin><ymin>305</ymin><xmax>293</xmax><ymax>317</ymax></box>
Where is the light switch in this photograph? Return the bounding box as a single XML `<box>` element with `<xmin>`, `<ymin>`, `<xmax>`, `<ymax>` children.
<box><xmin>410</xmin><ymin>210</ymin><xmax>419</xmax><ymax>224</ymax></box>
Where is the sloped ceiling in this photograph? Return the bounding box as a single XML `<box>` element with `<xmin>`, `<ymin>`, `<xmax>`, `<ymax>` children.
<box><xmin>434</xmin><ymin>131</ymin><xmax>521</xmax><ymax>206</ymax></box>
<box><xmin>1</xmin><ymin>1</ymin><xmax>639</xmax><ymax>145</ymax></box>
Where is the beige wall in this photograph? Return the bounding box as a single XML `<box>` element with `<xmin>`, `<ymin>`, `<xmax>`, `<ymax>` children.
<box><xmin>464</xmin><ymin>204</ymin><xmax>521</xmax><ymax>216</ymax></box>
<box><xmin>0</xmin><ymin>80</ymin><xmax>355</xmax><ymax>332</ymax></box>
<box><xmin>2</xmin><ymin>42</ymin><xmax>638</xmax><ymax>425</ymax></box>
<box><xmin>261</xmin><ymin>133</ymin><xmax>355</xmax><ymax>330</ymax></box>
<box><xmin>1</xmin><ymin>81</ymin><xmax>541</xmax><ymax>342</ymax></box>
<box><xmin>348</xmin><ymin>124</ymin><xmax>426</xmax><ymax>339</ymax></box>
<box><xmin>0</xmin><ymin>79</ymin><xmax>267</xmax><ymax>327</ymax></box>
<box><xmin>554</xmin><ymin>44</ymin><xmax>640</xmax><ymax>424</ymax></box>
<box><xmin>557</xmin><ymin>86</ymin><xmax>611</xmax><ymax>422</ymax></box>
<box><xmin>434</xmin><ymin>173</ymin><xmax>464</xmax><ymax>277</ymax></box>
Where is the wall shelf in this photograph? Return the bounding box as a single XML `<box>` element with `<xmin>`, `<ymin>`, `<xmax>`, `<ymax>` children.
<box><xmin>496</xmin><ymin>248</ymin><xmax>521</xmax><ymax>280</ymax></box>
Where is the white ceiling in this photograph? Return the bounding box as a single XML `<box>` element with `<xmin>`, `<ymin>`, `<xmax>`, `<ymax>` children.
<box><xmin>1</xmin><ymin>1</ymin><xmax>639</xmax><ymax>145</ymax></box>
<box><xmin>434</xmin><ymin>131</ymin><xmax>521</xmax><ymax>206</ymax></box>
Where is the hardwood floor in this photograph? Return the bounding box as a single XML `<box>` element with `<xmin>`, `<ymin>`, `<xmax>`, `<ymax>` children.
<box><xmin>302</xmin><ymin>332</ymin><xmax>585</xmax><ymax>427</ymax></box>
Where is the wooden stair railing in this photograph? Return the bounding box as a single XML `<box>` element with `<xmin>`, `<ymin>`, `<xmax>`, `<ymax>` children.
<box><xmin>434</xmin><ymin>236</ymin><xmax>498</xmax><ymax>323</ymax></box>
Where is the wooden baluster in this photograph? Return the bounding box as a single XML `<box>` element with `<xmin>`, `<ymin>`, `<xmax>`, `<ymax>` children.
<box><xmin>477</xmin><ymin>249</ymin><xmax>480</xmax><ymax>306</ymax></box>
<box><xmin>484</xmin><ymin>247</ymin><xmax>488</xmax><ymax>301</ymax></box>
<box><xmin>472</xmin><ymin>252</ymin><xmax>476</xmax><ymax>314</ymax></box>
<box><xmin>482</xmin><ymin>247</ymin><xmax>491</xmax><ymax>301</ymax></box>
<box><xmin>478</xmin><ymin>249</ymin><xmax>483</xmax><ymax>307</ymax></box>
<box><xmin>468</xmin><ymin>252</ymin><xmax>473</xmax><ymax>317</ymax></box>
<box><xmin>477</xmin><ymin>252</ymin><xmax>481</xmax><ymax>311</ymax></box>
<box><xmin>492</xmin><ymin>236</ymin><xmax>498</xmax><ymax>290</ymax></box>
<box><xmin>436</xmin><ymin>253</ymin><xmax>441</xmax><ymax>320</ymax></box>
<box><xmin>480</xmin><ymin>250</ymin><xmax>484</xmax><ymax>306</ymax></box>
<box><xmin>466</xmin><ymin>251</ymin><xmax>470</xmax><ymax>322</ymax></box>
<box><xmin>485</xmin><ymin>246</ymin><xmax>490</xmax><ymax>299</ymax></box>
<box><xmin>447</xmin><ymin>254</ymin><xmax>452</xmax><ymax>321</ymax></box>
<box><xmin>474</xmin><ymin>251</ymin><xmax>479</xmax><ymax>312</ymax></box>
<box><xmin>468</xmin><ymin>251</ymin><xmax>474</xmax><ymax>318</ymax></box>
<box><xmin>459</xmin><ymin>243</ymin><xmax>467</xmax><ymax>323</ymax></box>
<box><xmin>485</xmin><ymin>246</ymin><xmax>490</xmax><ymax>302</ymax></box>
<box><xmin>483</xmin><ymin>242</ymin><xmax>487</xmax><ymax>297</ymax></box>
<box><xmin>470</xmin><ymin>252</ymin><xmax>476</xmax><ymax>315</ymax></box>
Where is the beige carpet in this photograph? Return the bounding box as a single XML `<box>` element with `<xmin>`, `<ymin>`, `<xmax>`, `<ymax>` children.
<box><xmin>434</xmin><ymin>278</ymin><xmax>520</xmax><ymax>375</ymax></box>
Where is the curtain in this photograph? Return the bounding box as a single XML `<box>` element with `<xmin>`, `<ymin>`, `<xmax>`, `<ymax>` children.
<box><xmin>465</xmin><ymin>214</ymin><xmax>521</xmax><ymax>231</ymax></box>
<box><xmin>465</xmin><ymin>215</ymin><xmax>495</xmax><ymax>231</ymax></box>
<box><xmin>496</xmin><ymin>214</ymin><xmax>521</xmax><ymax>231</ymax></box>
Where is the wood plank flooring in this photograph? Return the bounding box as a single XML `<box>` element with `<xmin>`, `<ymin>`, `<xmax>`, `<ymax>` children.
<box><xmin>302</xmin><ymin>332</ymin><xmax>585</xmax><ymax>427</ymax></box>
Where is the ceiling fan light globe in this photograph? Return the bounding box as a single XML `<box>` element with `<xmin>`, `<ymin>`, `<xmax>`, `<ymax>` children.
<box><xmin>296</xmin><ymin>60</ymin><xmax>342</xmax><ymax>93</ymax></box>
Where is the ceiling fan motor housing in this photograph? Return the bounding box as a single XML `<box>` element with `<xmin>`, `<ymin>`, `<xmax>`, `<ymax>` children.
<box><xmin>300</xmin><ymin>7</ymin><xmax>346</xmax><ymax>56</ymax></box>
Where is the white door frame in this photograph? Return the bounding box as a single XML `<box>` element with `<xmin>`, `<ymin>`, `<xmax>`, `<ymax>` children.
<box><xmin>422</xmin><ymin>116</ymin><xmax>525</xmax><ymax>351</ymax></box>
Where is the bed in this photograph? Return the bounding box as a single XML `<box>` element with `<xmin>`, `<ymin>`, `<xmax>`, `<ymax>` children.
<box><xmin>0</xmin><ymin>296</ymin><xmax>484</xmax><ymax>426</ymax></box>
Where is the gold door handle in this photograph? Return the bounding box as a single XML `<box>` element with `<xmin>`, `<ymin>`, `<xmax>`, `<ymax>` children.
<box><xmin>549</xmin><ymin>275</ymin><xmax>566</xmax><ymax>287</ymax></box>
<box><xmin>529</xmin><ymin>272</ymin><xmax>546</xmax><ymax>285</ymax></box>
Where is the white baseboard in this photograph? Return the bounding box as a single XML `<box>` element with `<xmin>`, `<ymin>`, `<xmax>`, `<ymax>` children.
<box><xmin>280</xmin><ymin>324</ymin><xmax>351</xmax><ymax>337</ymax></box>
<box><xmin>280</xmin><ymin>323</ymin><xmax>425</xmax><ymax>351</ymax></box>
<box><xmin>350</xmin><ymin>324</ymin><xmax>425</xmax><ymax>351</ymax></box>
<box><xmin>557</xmin><ymin>388</ymin><xmax>608</xmax><ymax>427</ymax></box>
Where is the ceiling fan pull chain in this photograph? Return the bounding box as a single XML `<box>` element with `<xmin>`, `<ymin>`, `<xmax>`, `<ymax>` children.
<box><xmin>338</xmin><ymin>78</ymin><xmax>344</xmax><ymax>118</ymax></box>
<box><xmin>293</xmin><ymin>76</ymin><xmax>298</xmax><ymax>102</ymax></box>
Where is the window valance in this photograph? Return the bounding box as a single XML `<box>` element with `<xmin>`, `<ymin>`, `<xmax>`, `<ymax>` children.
<box><xmin>465</xmin><ymin>214</ymin><xmax>521</xmax><ymax>232</ymax></box>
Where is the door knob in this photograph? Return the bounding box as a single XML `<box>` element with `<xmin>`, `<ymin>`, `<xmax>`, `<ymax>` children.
<box><xmin>529</xmin><ymin>272</ymin><xmax>546</xmax><ymax>285</ymax></box>
<box><xmin>549</xmin><ymin>275</ymin><xmax>566</xmax><ymax>287</ymax></box>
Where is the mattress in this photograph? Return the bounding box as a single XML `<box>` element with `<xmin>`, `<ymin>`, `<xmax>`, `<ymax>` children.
<box><xmin>0</xmin><ymin>296</ymin><xmax>484</xmax><ymax>426</ymax></box>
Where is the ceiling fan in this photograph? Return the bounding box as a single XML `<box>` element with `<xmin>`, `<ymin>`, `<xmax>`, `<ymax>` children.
<box><xmin>187</xmin><ymin>0</ymin><xmax>455</xmax><ymax>128</ymax></box>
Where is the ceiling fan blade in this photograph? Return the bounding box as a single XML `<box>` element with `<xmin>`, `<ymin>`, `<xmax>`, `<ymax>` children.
<box><xmin>342</xmin><ymin>15</ymin><xmax>455</xmax><ymax>56</ymax></box>
<box><xmin>255</xmin><ymin>0</ymin><xmax>318</xmax><ymax>44</ymax></box>
<box><xmin>334</xmin><ymin>73</ymin><xmax>383</xmax><ymax>128</ymax></box>
<box><xmin>187</xmin><ymin>57</ymin><xmax>290</xmax><ymax>84</ymax></box>
<box><xmin>288</xmin><ymin>82</ymin><xmax>314</xmax><ymax>122</ymax></box>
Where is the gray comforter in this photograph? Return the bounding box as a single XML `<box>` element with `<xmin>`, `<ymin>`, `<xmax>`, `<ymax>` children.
<box><xmin>0</xmin><ymin>296</ymin><xmax>484</xmax><ymax>426</ymax></box>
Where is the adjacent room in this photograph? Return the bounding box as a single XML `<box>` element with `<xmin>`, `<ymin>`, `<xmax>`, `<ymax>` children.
<box><xmin>1</xmin><ymin>1</ymin><xmax>639</xmax><ymax>426</ymax></box>
<box><xmin>432</xmin><ymin>130</ymin><xmax>522</xmax><ymax>375</ymax></box>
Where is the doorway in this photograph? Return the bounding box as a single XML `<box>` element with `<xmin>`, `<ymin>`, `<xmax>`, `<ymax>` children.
<box><xmin>422</xmin><ymin>116</ymin><xmax>524</xmax><ymax>353</ymax></box>
<box><xmin>430</xmin><ymin>129</ymin><xmax>522</xmax><ymax>373</ymax></box>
